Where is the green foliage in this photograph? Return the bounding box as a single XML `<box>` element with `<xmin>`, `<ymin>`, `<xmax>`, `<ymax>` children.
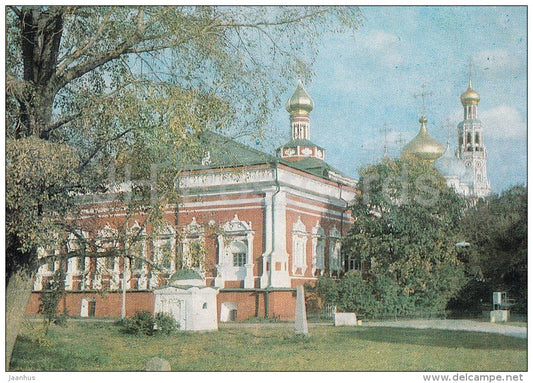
<box><xmin>38</xmin><ymin>269</ymin><xmax>69</xmax><ymax>333</ymax></box>
<box><xmin>338</xmin><ymin>157</ymin><xmax>468</xmax><ymax>318</ymax></box>
<box><xmin>154</xmin><ymin>312</ymin><xmax>179</xmax><ymax>335</ymax></box>
<box><xmin>122</xmin><ymin>311</ymin><xmax>155</xmax><ymax>335</ymax></box>
<box><xmin>451</xmin><ymin>185</ymin><xmax>528</xmax><ymax>314</ymax></box>
<box><xmin>120</xmin><ymin>311</ymin><xmax>178</xmax><ymax>336</ymax></box>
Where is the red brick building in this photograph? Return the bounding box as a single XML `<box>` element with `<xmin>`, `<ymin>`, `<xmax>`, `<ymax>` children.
<box><xmin>26</xmin><ymin>80</ymin><xmax>358</xmax><ymax>321</ymax></box>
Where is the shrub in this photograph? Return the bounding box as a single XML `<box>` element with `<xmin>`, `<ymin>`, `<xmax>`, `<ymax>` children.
<box><xmin>154</xmin><ymin>312</ymin><xmax>178</xmax><ymax>335</ymax></box>
<box><xmin>122</xmin><ymin>311</ymin><xmax>155</xmax><ymax>335</ymax></box>
<box><xmin>120</xmin><ymin>311</ymin><xmax>178</xmax><ymax>336</ymax></box>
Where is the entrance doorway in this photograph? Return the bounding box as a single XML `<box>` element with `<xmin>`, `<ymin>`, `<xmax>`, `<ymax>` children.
<box><xmin>220</xmin><ymin>302</ymin><xmax>238</xmax><ymax>322</ymax></box>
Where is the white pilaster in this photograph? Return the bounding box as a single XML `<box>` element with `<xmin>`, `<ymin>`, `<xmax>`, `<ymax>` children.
<box><xmin>270</xmin><ymin>190</ymin><xmax>290</xmax><ymax>287</ymax></box>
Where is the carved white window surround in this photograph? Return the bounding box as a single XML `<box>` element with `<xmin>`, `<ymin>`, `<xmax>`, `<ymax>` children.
<box><xmin>33</xmin><ymin>246</ymin><xmax>57</xmax><ymax>291</ymax></box>
<box><xmin>95</xmin><ymin>223</ymin><xmax>119</xmax><ymax>290</ymax></box>
<box><xmin>311</xmin><ymin>222</ymin><xmax>326</xmax><ymax>276</ymax></box>
<box><xmin>292</xmin><ymin>217</ymin><xmax>308</xmax><ymax>275</ymax></box>
<box><xmin>181</xmin><ymin>217</ymin><xmax>205</xmax><ymax>274</ymax></box>
<box><xmin>329</xmin><ymin>226</ymin><xmax>342</xmax><ymax>275</ymax></box>
<box><xmin>215</xmin><ymin>214</ymin><xmax>254</xmax><ymax>288</ymax></box>
<box><xmin>65</xmin><ymin>231</ymin><xmax>89</xmax><ymax>290</ymax></box>
<box><xmin>126</xmin><ymin>221</ymin><xmax>147</xmax><ymax>289</ymax></box>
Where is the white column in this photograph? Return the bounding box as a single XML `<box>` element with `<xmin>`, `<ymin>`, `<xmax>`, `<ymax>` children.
<box><xmin>214</xmin><ymin>235</ymin><xmax>226</xmax><ymax>288</ymax></box>
<box><xmin>260</xmin><ymin>192</ymin><xmax>274</xmax><ymax>288</ymax></box>
<box><xmin>270</xmin><ymin>191</ymin><xmax>291</xmax><ymax>287</ymax></box>
<box><xmin>65</xmin><ymin>257</ymin><xmax>76</xmax><ymax>290</ymax></box>
<box><xmin>244</xmin><ymin>231</ymin><xmax>255</xmax><ymax>288</ymax></box>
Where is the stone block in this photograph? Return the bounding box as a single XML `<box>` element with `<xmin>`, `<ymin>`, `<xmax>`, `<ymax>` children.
<box><xmin>334</xmin><ymin>312</ymin><xmax>357</xmax><ymax>326</ymax></box>
<box><xmin>490</xmin><ymin>310</ymin><xmax>509</xmax><ymax>323</ymax></box>
<box><xmin>145</xmin><ymin>357</ymin><xmax>171</xmax><ymax>371</ymax></box>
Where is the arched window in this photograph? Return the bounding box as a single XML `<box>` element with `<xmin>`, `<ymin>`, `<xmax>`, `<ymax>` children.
<box><xmin>312</xmin><ymin>222</ymin><xmax>325</xmax><ymax>276</ymax></box>
<box><xmin>95</xmin><ymin>224</ymin><xmax>119</xmax><ymax>290</ymax></box>
<box><xmin>215</xmin><ymin>215</ymin><xmax>254</xmax><ymax>288</ymax></box>
<box><xmin>329</xmin><ymin>227</ymin><xmax>342</xmax><ymax>276</ymax></box>
<box><xmin>126</xmin><ymin>221</ymin><xmax>147</xmax><ymax>289</ymax></box>
<box><xmin>292</xmin><ymin>217</ymin><xmax>307</xmax><ymax>275</ymax></box>
<box><xmin>182</xmin><ymin>217</ymin><xmax>205</xmax><ymax>273</ymax></box>
<box><xmin>154</xmin><ymin>225</ymin><xmax>176</xmax><ymax>272</ymax></box>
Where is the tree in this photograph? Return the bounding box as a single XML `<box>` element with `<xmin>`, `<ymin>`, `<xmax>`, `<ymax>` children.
<box><xmin>337</xmin><ymin>156</ymin><xmax>468</xmax><ymax>317</ymax></box>
<box><xmin>5</xmin><ymin>5</ymin><xmax>363</xmax><ymax>367</ymax></box>
<box><xmin>451</xmin><ymin>185</ymin><xmax>527</xmax><ymax>314</ymax></box>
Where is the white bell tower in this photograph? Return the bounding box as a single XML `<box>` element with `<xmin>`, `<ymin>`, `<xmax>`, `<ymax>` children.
<box><xmin>457</xmin><ymin>69</ymin><xmax>491</xmax><ymax>198</ymax></box>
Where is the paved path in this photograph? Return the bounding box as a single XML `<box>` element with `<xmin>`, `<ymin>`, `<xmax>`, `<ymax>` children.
<box><xmin>26</xmin><ymin>316</ymin><xmax>527</xmax><ymax>338</ymax></box>
<box><xmin>364</xmin><ymin>319</ymin><xmax>527</xmax><ymax>339</ymax></box>
<box><xmin>220</xmin><ymin>319</ymin><xmax>527</xmax><ymax>339</ymax></box>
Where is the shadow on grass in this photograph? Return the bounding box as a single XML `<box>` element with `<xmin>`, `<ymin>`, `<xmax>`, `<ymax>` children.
<box><xmin>354</xmin><ymin>327</ymin><xmax>527</xmax><ymax>351</ymax></box>
<box><xmin>10</xmin><ymin>337</ymin><xmax>102</xmax><ymax>371</ymax></box>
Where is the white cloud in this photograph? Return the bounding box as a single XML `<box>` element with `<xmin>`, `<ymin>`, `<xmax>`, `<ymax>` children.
<box><xmin>357</xmin><ymin>29</ymin><xmax>404</xmax><ymax>69</ymax></box>
<box><xmin>475</xmin><ymin>49</ymin><xmax>522</xmax><ymax>75</ymax></box>
<box><xmin>482</xmin><ymin>104</ymin><xmax>526</xmax><ymax>140</ymax></box>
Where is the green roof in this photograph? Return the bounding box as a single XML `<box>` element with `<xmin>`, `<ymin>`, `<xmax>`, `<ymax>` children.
<box><xmin>285</xmin><ymin>156</ymin><xmax>347</xmax><ymax>179</ymax></box>
<box><xmin>169</xmin><ymin>269</ymin><xmax>203</xmax><ymax>281</ymax></box>
<box><xmin>279</xmin><ymin>138</ymin><xmax>324</xmax><ymax>150</ymax></box>
<box><xmin>184</xmin><ymin>131</ymin><xmax>276</xmax><ymax>170</ymax></box>
<box><xmin>183</xmin><ymin>130</ymin><xmax>354</xmax><ymax>184</ymax></box>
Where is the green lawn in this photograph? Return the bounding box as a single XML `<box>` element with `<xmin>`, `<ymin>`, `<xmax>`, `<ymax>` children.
<box><xmin>10</xmin><ymin>320</ymin><xmax>527</xmax><ymax>371</ymax></box>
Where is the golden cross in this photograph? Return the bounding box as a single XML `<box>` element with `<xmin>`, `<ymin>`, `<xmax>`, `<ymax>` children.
<box><xmin>414</xmin><ymin>84</ymin><xmax>433</xmax><ymax>117</ymax></box>
<box><xmin>379</xmin><ymin>123</ymin><xmax>391</xmax><ymax>157</ymax></box>
<box><xmin>441</xmin><ymin>118</ymin><xmax>454</xmax><ymax>145</ymax></box>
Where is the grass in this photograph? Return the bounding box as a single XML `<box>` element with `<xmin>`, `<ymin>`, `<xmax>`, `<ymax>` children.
<box><xmin>10</xmin><ymin>319</ymin><xmax>527</xmax><ymax>372</ymax></box>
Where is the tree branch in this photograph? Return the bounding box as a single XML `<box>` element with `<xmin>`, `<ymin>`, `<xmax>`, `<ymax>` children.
<box><xmin>42</xmin><ymin>113</ymin><xmax>82</xmax><ymax>136</ymax></box>
<box><xmin>78</xmin><ymin>127</ymin><xmax>134</xmax><ymax>171</ymax></box>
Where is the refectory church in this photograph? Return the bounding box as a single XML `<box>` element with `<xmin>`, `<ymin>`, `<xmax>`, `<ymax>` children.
<box><xmin>26</xmin><ymin>80</ymin><xmax>358</xmax><ymax>321</ymax></box>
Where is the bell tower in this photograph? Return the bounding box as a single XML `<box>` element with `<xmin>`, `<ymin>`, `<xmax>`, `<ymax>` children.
<box><xmin>457</xmin><ymin>70</ymin><xmax>491</xmax><ymax>198</ymax></box>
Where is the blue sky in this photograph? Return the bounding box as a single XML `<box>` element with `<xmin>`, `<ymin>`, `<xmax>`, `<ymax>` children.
<box><xmin>270</xmin><ymin>6</ymin><xmax>527</xmax><ymax>194</ymax></box>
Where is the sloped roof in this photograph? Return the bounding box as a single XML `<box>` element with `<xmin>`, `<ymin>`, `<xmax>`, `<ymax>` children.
<box><xmin>279</xmin><ymin>138</ymin><xmax>324</xmax><ymax>150</ymax></box>
<box><xmin>184</xmin><ymin>130</ymin><xmax>354</xmax><ymax>185</ymax></box>
<box><xmin>169</xmin><ymin>269</ymin><xmax>203</xmax><ymax>281</ymax></box>
<box><xmin>185</xmin><ymin>130</ymin><xmax>276</xmax><ymax>170</ymax></box>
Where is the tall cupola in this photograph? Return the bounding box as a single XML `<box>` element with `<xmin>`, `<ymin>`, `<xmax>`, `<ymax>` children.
<box><xmin>460</xmin><ymin>76</ymin><xmax>481</xmax><ymax>119</ymax></box>
<box><xmin>457</xmin><ymin>72</ymin><xmax>490</xmax><ymax>198</ymax></box>
<box><xmin>278</xmin><ymin>79</ymin><xmax>325</xmax><ymax>162</ymax></box>
<box><xmin>286</xmin><ymin>78</ymin><xmax>314</xmax><ymax>115</ymax></box>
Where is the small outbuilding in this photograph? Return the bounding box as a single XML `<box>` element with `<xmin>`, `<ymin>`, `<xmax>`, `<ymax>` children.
<box><xmin>153</xmin><ymin>269</ymin><xmax>219</xmax><ymax>331</ymax></box>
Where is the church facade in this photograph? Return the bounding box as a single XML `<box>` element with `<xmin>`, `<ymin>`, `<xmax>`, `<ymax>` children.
<box><xmin>25</xmin><ymin>80</ymin><xmax>358</xmax><ymax>321</ymax></box>
<box><xmin>25</xmin><ymin>74</ymin><xmax>491</xmax><ymax>322</ymax></box>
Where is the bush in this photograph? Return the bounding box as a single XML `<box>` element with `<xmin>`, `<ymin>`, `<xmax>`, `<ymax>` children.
<box><xmin>120</xmin><ymin>311</ymin><xmax>178</xmax><ymax>336</ymax></box>
<box><xmin>154</xmin><ymin>312</ymin><xmax>178</xmax><ymax>335</ymax></box>
<box><xmin>123</xmin><ymin>311</ymin><xmax>155</xmax><ymax>335</ymax></box>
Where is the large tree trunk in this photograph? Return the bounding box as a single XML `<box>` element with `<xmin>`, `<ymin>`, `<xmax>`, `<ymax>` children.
<box><xmin>17</xmin><ymin>6</ymin><xmax>64</xmax><ymax>139</ymax></box>
<box><xmin>5</xmin><ymin>268</ymin><xmax>35</xmax><ymax>370</ymax></box>
<box><xmin>5</xmin><ymin>7</ymin><xmax>64</xmax><ymax>368</ymax></box>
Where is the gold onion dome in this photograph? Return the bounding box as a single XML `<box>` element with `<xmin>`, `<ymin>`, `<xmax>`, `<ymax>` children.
<box><xmin>402</xmin><ymin>116</ymin><xmax>445</xmax><ymax>161</ymax></box>
<box><xmin>460</xmin><ymin>78</ymin><xmax>480</xmax><ymax>105</ymax></box>
<box><xmin>286</xmin><ymin>79</ymin><xmax>314</xmax><ymax>114</ymax></box>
